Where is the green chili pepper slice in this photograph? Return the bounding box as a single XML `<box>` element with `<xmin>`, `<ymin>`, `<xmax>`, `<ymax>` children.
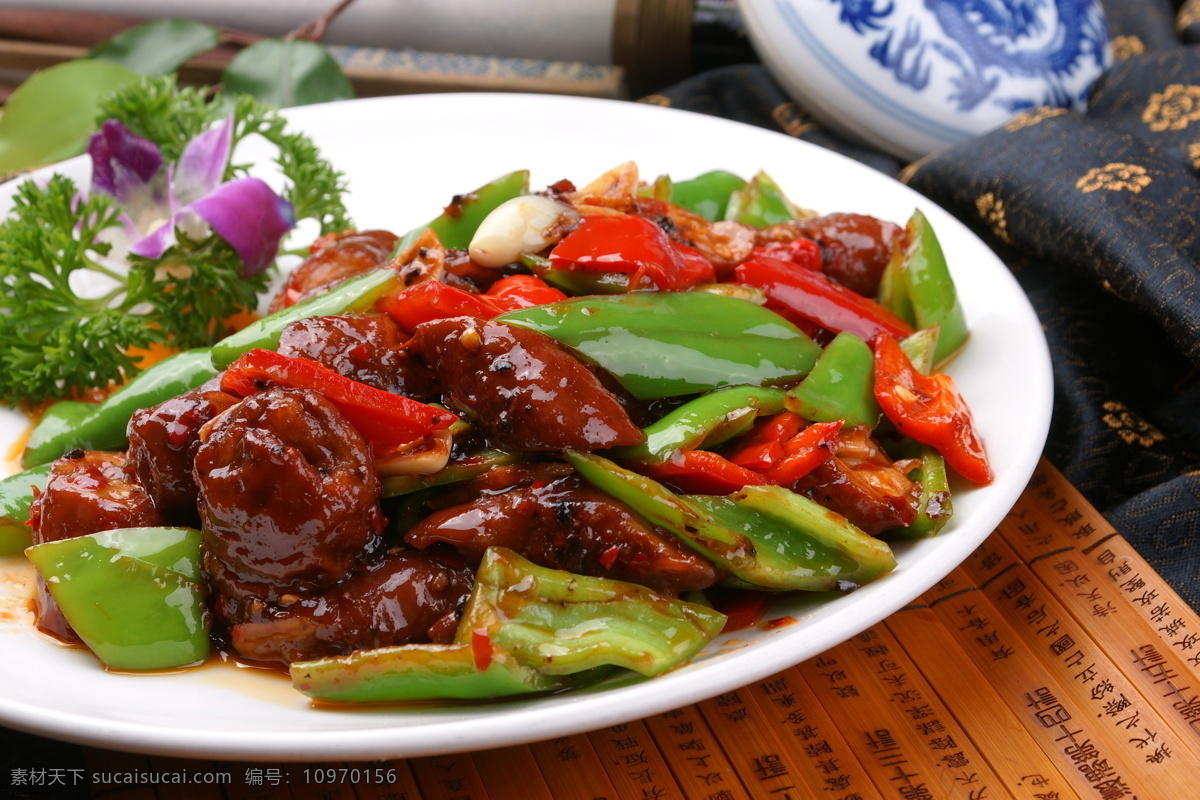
<box><xmin>542</xmin><ymin>269</ymin><xmax>631</xmax><ymax>296</ymax></box>
<box><xmin>611</xmin><ymin>385</ymin><xmax>787</xmax><ymax>464</ymax></box>
<box><xmin>887</xmin><ymin>326</ymin><xmax>953</xmax><ymax>539</ymax></box>
<box><xmin>395</xmin><ymin>170</ymin><xmax>531</xmax><ymax>253</ymax></box>
<box><xmin>498</xmin><ymin>292</ymin><xmax>820</xmax><ymax>400</ymax></box>
<box><xmin>460</xmin><ymin>547</ymin><xmax>727</xmax><ymax>676</ymax></box>
<box><xmin>566</xmin><ymin>451</ymin><xmax>895</xmax><ymax>591</ymax></box>
<box><xmin>211</xmin><ymin>267</ymin><xmax>403</xmax><ymax>369</ymax></box>
<box><xmin>785</xmin><ymin>332</ymin><xmax>882</xmax><ymax>428</ymax></box>
<box><xmin>876</xmin><ymin>244</ymin><xmax>916</xmax><ymax>327</ymax></box>
<box><xmin>889</xmin><ymin>447</ymin><xmax>952</xmax><ymax>540</ymax></box>
<box><xmin>22</xmin><ymin>349</ymin><xmax>217</xmax><ymax>468</ymax></box>
<box><xmin>670</xmin><ymin>170</ymin><xmax>747</xmax><ymax>222</ymax></box>
<box><xmin>25</xmin><ymin>527</ymin><xmax>209</xmax><ymax>670</ymax></box>
<box><xmin>289</xmin><ymin>544</ymin><xmax>718</xmax><ymax>702</ymax></box>
<box><xmin>725</xmin><ymin>171</ymin><xmax>800</xmax><ymax>227</ymax></box>
<box><xmin>902</xmin><ymin>211</ymin><xmax>968</xmax><ymax>366</ymax></box>
<box><xmin>290</xmin><ymin>642</ymin><xmax>595</xmax><ymax>704</ymax></box>
<box><xmin>0</xmin><ymin>465</ymin><xmax>50</xmax><ymax>555</ymax></box>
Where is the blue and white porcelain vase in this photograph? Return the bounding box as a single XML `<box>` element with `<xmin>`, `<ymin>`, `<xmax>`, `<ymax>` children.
<box><xmin>738</xmin><ymin>0</ymin><xmax>1112</xmax><ymax>159</ymax></box>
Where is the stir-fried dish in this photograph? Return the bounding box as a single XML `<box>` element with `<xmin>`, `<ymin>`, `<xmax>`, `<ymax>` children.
<box><xmin>1</xmin><ymin>162</ymin><xmax>991</xmax><ymax>704</ymax></box>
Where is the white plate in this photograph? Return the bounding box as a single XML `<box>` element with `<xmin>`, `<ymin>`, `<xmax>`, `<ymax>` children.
<box><xmin>0</xmin><ymin>93</ymin><xmax>1051</xmax><ymax>761</ymax></box>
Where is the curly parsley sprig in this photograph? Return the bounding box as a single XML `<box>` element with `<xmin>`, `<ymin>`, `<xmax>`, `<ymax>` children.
<box><xmin>0</xmin><ymin>177</ymin><xmax>154</xmax><ymax>403</ymax></box>
<box><xmin>0</xmin><ymin>75</ymin><xmax>350</xmax><ymax>405</ymax></box>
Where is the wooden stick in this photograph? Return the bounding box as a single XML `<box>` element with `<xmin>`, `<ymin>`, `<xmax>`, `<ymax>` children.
<box><xmin>409</xmin><ymin>752</ymin><xmax>491</xmax><ymax>800</ymax></box>
<box><xmin>586</xmin><ymin>720</ymin><xmax>686</xmax><ymax>799</ymax></box>
<box><xmin>966</xmin><ymin>531</ymin><xmax>1200</xmax><ymax>755</ymax></box>
<box><xmin>740</xmin><ymin>668</ymin><xmax>884</xmax><ymax>800</ymax></box>
<box><xmin>997</xmin><ymin>462</ymin><xmax>1200</xmax><ymax>685</ymax></box>
<box><xmin>287</xmin><ymin>764</ymin><xmax>359</xmax><ymax>800</ymax></box>
<box><xmin>929</xmin><ymin>562</ymin><xmax>1196</xmax><ymax>796</ymax></box>
<box><xmin>225</xmin><ymin>762</ymin><xmax>292</xmax><ymax>800</ymax></box>
<box><xmin>525</xmin><ymin>733</ymin><xmax>619</xmax><ymax>800</ymax></box>
<box><xmin>797</xmin><ymin>633</ymin><xmax>1015</xmax><ymax>800</ymax></box>
<box><xmin>695</xmin><ymin>687</ymin><xmax>819</xmax><ymax>799</ymax></box>
<box><xmin>884</xmin><ymin>605</ymin><xmax>1083</xmax><ymax>800</ymax></box>
<box><xmin>354</xmin><ymin>759</ymin><xmax>425</xmax><ymax>800</ymax></box>
<box><xmin>470</xmin><ymin>745</ymin><xmax>554</xmax><ymax>800</ymax></box>
<box><xmin>642</xmin><ymin>703</ymin><xmax>752</xmax><ymax>799</ymax></box>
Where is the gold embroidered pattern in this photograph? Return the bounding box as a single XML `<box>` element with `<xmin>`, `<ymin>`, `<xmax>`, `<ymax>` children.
<box><xmin>1143</xmin><ymin>84</ymin><xmax>1200</xmax><ymax>132</ymax></box>
<box><xmin>1076</xmin><ymin>163</ymin><xmax>1152</xmax><ymax>193</ymax></box>
<box><xmin>638</xmin><ymin>95</ymin><xmax>671</xmax><ymax>107</ymax></box>
<box><xmin>1004</xmin><ymin>106</ymin><xmax>1068</xmax><ymax>132</ymax></box>
<box><xmin>1189</xmin><ymin>142</ymin><xmax>1200</xmax><ymax>169</ymax></box>
<box><xmin>897</xmin><ymin>153</ymin><xmax>934</xmax><ymax>185</ymax></box>
<box><xmin>772</xmin><ymin>103</ymin><xmax>819</xmax><ymax>138</ymax></box>
<box><xmin>1178</xmin><ymin>0</ymin><xmax>1200</xmax><ymax>30</ymax></box>
<box><xmin>1110</xmin><ymin>35</ymin><xmax>1145</xmax><ymax>61</ymax></box>
<box><xmin>975</xmin><ymin>192</ymin><xmax>1014</xmax><ymax>243</ymax></box>
<box><xmin>1102</xmin><ymin>401</ymin><xmax>1165</xmax><ymax>447</ymax></box>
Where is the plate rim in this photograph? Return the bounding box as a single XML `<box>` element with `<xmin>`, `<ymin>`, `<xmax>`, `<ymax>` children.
<box><xmin>0</xmin><ymin>91</ymin><xmax>1053</xmax><ymax>761</ymax></box>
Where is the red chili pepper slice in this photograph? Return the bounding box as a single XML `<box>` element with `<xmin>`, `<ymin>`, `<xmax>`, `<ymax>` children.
<box><xmin>871</xmin><ymin>333</ymin><xmax>992</xmax><ymax>485</ymax></box>
<box><xmin>635</xmin><ymin>449</ymin><xmax>767</xmax><ymax>495</ymax></box>
<box><xmin>549</xmin><ymin>212</ymin><xmax>716</xmax><ymax>291</ymax></box>
<box><xmin>484</xmin><ymin>274</ymin><xmax>568</xmax><ymax>312</ymax></box>
<box><xmin>735</xmin><ymin>254</ymin><xmax>914</xmax><ymax>341</ymax></box>
<box><xmin>707</xmin><ymin>588</ymin><xmax>773</xmax><ymax>632</ymax></box>
<box><xmin>598</xmin><ymin>545</ymin><xmax>622</xmax><ymax>571</ymax></box>
<box><xmin>377</xmin><ymin>281</ymin><xmax>502</xmax><ymax>333</ymax></box>
<box><xmin>471</xmin><ymin>628</ymin><xmax>493</xmax><ymax>672</ymax></box>
<box><xmin>221</xmin><ymin>348</ymin><xmax>458</xmax><ymax>454</ymax></box>
<box><xmin>751</xmin><ymin>238</ymin><xmax>823</xmax><ymax>271</ymax></box>
<box><xmin>724</xmin><ymin>410</ymin><xmax>805</xmax><ymax>470</ymax></box>
<box><xmin>764</xmin><ymin>420</ymin><xmax>843</xmax><ymax>485</ymax></box>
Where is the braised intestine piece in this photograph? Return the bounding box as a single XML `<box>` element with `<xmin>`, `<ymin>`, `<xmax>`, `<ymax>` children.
<box><xmin>408</xmin><ymin>316</ymin><xmax>644</xmax><ymax>452</ymax></box>
<box><xmin>756</xmin><ymin>213</ymin><xmax>902</xmax><ymax>297</ymax></box>
<box><xmin>268</xmin><ymin>229</ymin><xmax>398</xmax><ymax>312</ymax></box>
<box><xmin>193</xmin><ymin>385</ymin><xmax>482</xmax><ymax>664</ymax></box>
<box><xmin>277</xmin><ymin>313</ymin><xmax>437</xmax><ymax>400</ymax></box>
<box><xmin>28</xmin><ymin>451</ymin><xmax>165</xmax><ymax>642</ymax></box>
<box><xmin>127</xmin><ymin>387</ymin><xmax>240</xmax><ymax>524</ymax></box>
<box><xmin>225</xmin><ymin>549</ymin><xmax>474</xmax><ymax>664</ymax></box>
<box><xmin>795</xmin><ymin>425</ymin><xmax>921</xmax><ymax>536</ymax></box>
<box><xmin>193</xmin><ymin>386</ymin><xmax>385</xmax><ymax>603</ymax></box>
<box><xmin>406</xmin><ymin>474</ymin><xmax>720</xmax><ymax>594</ymax></box>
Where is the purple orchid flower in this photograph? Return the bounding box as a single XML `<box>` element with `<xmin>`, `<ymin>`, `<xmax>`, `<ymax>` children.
<box><xmin>87</xmin><ymin>118</ymin><xmax>295</xmax><ymax>276</ymax></box>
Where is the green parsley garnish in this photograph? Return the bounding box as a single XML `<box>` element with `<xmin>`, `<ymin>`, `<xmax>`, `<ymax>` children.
<box><xmin>0</xmin><ymin>76</ymin><xmax>353</xmax><ymax>406</ymax></box>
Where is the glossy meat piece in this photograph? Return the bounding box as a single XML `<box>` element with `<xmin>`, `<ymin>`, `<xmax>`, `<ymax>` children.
<box><xmin>127</xmin><ymin>388</ymin><xmax>240</xmax><ymax>523</ymax></box>
<box><xmin>194</xmin><ymin>386</ymin><xmax>385</xmax><ymax>602</ymax></box>
<box><xmin>269</xmin><ymin>229</ymin><xmax>397</xmax><ymax>312</ymax></box>
<box><xmin>277</xmin><ymin>313</ymin><xmax>437</xmax><ymax>400</ymax></box>
<box><xmin>28</xmin><ymin>450</ymin><xmax>165</xmax><ymax>642</ymax></box>
<box><xmin>409</xmin><ymin>317</ymin><xmax>644</xmax><ymax>452</ymax></box>
<box><xmin>795</xmin><ymin>426</ymin><xmax>920</xmax><ymax>536</ymax></box>
<box><xmin>223</xmin><ymin>549</ymin><xmax>474</xmax><ymax>664</ymax></box>
<box><xmin>758</xmin><ymin>213</ymin><xmax>901</xmax><ymax>297</ymax></box>
<box><xmin>406</xmin><ymin>474</ymin><xmax>719</xmax><ymax>594</ymax></box>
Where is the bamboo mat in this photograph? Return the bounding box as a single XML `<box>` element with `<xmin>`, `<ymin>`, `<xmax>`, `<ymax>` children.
<box><xmin>78</xmin><ymin>459</ymin><xmax>1200</xmax><ymax>799</ymax></box>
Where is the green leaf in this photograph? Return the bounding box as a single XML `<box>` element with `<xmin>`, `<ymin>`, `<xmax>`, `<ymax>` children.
<box><xmin>0</xmin><ymin>60</ymin><xmax>139</xmax><ymax>174</ymax></box>
<box><xmin>89</xmin><ymin>19</ymin><xmax>221</xmax><ymax>76</ymax></box>
<box><xmin>222</xmin><ymin>39</ymin><xmax>354</xmax><ymax>108</ymax></box>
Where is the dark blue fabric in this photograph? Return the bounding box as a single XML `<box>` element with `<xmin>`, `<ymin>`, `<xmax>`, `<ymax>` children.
<box><xmin>653</xmin><ymin>1</ymin><xmax>1200</xmax><ymax>609</ymax></box>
